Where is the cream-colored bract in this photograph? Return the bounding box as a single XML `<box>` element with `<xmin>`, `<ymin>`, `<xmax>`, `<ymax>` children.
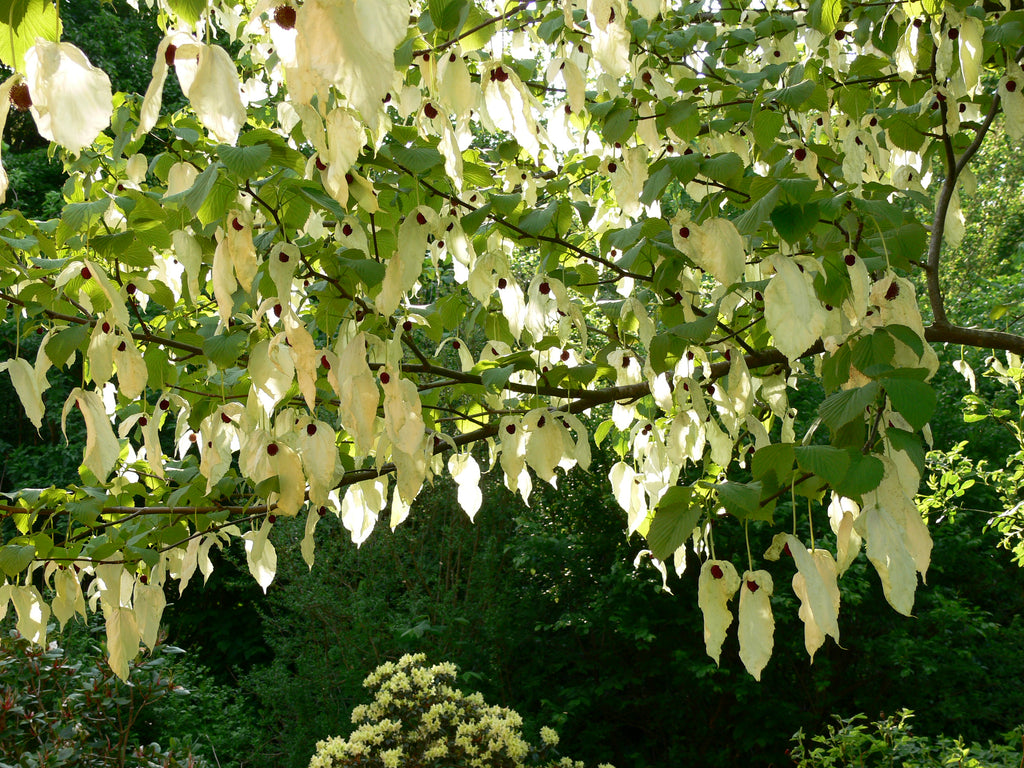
<box><xmin>25</xmin><ymin>40</ymin><xmax>111</xmax><ymax>154</ymax></box>
<box><xmin>738</xmin><ymin>570</ymin><xmax>775</xmax><ymax>681</ymax></box>
<box><xmin>697</xmin><ymin>560</ymin><xmax>741</xmax><ymax>665</ymax></box>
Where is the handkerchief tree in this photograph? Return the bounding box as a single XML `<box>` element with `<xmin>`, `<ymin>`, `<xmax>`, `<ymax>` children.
<box><xmin>0</xmin><ymin>0</ymin><xmax>1021</xmax><ymax>681</ymax></box>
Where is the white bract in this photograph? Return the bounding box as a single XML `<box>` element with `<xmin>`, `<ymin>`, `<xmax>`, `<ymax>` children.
<box><xmin>25</xmin><ymin>40</ymin><xmax>112</xmax><ymax>154</ymax></box>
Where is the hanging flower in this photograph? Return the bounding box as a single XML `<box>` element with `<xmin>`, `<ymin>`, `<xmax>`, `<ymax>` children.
<box><xmin>137</xmin><ymin>35</ymin><xmax>245</xmax><ymax>144</ymax></box>
<box><xmin>25</xmin><ymin>40</ymin><xmax>112</xmax><ymax>155</ymax></box>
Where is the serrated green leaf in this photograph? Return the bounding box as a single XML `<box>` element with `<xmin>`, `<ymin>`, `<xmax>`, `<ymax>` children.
<box><xmin>203</xmin><ymin>332</ymin><xmax>247</xmax><ymax>369</ymax></box>
<box><xmin>700</xmin><ymin>153</ymin><xmax>744</xmax><ymax>183</ymax></box>
<box><xmin>390</xmin><ymin>144</ymin><xmax>444</xmax><ymax>174</ymax></box>
<box><xmin>777</xmin><ymin>177</ymin><xmax>817</xmax><ymax>204</ymax></box>
<box><xmin>602</xmin><ymin>105</ymin><xmax>635</xmax><ymax>145</ymax></box>
<box><xmin>886</xmin><ymin>324</ymin><xmax>925</xmax><ymax>357</ymax></box>
<box><xmin>716</xmin><ymin>481</ymin><xmax>772</xmax><ymax>522</ymax></box>
<box><xmin>832</xmin><ymin>452</ymin><xmax>884</xmax><ymax>497</ymax></box>
<box><xmin>0</xmin><ymin>0</ymin><xmax>60</xmax><ymax>71</ymax></box>
<box><xmin>217</xmin><ymin>143</ymin><xmax>272</xmax><ymax>179</ymax></box>
<box><xmin>884</xmin><ymin>114</ymin><xmax>925</xmax><ymax>152</ymax></box>
<box><xmin>882</xmin><ymin>377</ymin><xmax>936</xmax><ymax>430</ymax></box>
<box><xmin>752</xmin><ymin>111</ymin><xmax>785</xmax><ymax>150</ymax></box>
<box><xmin>771</xmin><ymin>202</ymin><xmax>820</xmax><ymax>243</ymax></box>
<box><xmin>647</xmin><ymin>486</ymin><xmax>700</xmax><ymax>561</ymax></box>
<box><xmin>821</xmin><ymin>0</ymin><xmax>842</xmax><ymax>32</ymax></box>
<box><xmin>46</xmin><ymin>324</ymin><xmax>90</xmax><ymax>367</ymax></box>
<box><xmin>519</xmin><ymin>202</ymin><xmax>558</xmax><ymax>236</ymax></box>
<box><xmin>428</xmin><ymin>0</ymin><xmax>465</xmax><ymax>30</ymax></box>
<box><xmin>795</xmin><ymin>445</ymin><xmax>851</xmax><ymax>487</ymax></box>
<box><xmin>822</xmin><ymin>344</ymin><xmax>852</xmax><ymax>392</ymax></box>
<box><xmin>594</xmin><ymin>419</ymin><xmax>614</xmax><ymax>447</ymax></box>
<box><xmin>768</xmin><ymin>79</ymin><xmax>816</xmax><ymax>108</ymax></box>
<box><xmin>338</xmin><ymin>256</ymin><xmax>386</xmax><ymax>288</ymax></box>
<box><xmin>481</xmin><ymin>364</ymin><xmax>515</xmax><ymax>391</ymax></box>
<box><xmin>852</xmin><ymin>331</ymin><xmax>896</xmax><ymax>373</ymax></box>
<box><xmin>165</xmin><ymin>0</ymin><xmax>206</xmax><ymax>24</ymax></box>
<box><xmin>0</xmin><ymin>544</ymin><xmax>35</xmax><ymax>577</ymax></box>
<box><xmin>175</xmin><ymin>162</ymin><xmax>220</xmax><ymax>215</ymax></box>
<box><xmin>886</xmin><ymin>428</ymin><xmax>925</xmax><ymax>475</ymax></box>
<box><xmin>819</xmin><ymin>382</ymin><xmax>880</xmax><ymax>430</ymax></box>
<box><xmin>752</xmin><ymin>443</ymin><xmax>795</xmax><ymax>483</ymax></box>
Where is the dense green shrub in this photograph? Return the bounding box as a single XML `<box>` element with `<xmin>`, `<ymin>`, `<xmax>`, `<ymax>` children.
<box><xmin>0</xmin><ymin>626</ymin><xmax>206</xmax><ymax>768</ymax></box>
<box><xmin>309</xmin><ymin>654</ymin><xmax>613</xmax><ymax>768</ymax></box>
<box><xmin>790</xmin><ymin>711</ymin><xmax>1023</xmax><ymax>768</ymax></box>
<box><xmin>139</xmin><ymin>653</ymin><xmax>259</xmax><ymax>768</ymax></box>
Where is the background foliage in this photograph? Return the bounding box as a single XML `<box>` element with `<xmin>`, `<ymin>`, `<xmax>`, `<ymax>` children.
<box><xmin>1</xmin><ymin>0</ymin><xmax>1024</xmax><ymax>766</ymax></box>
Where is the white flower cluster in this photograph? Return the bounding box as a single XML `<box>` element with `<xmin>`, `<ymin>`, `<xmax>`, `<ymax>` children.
<box><xmin>309</xmin><ymin>654</ymin><xmax>615</xmax><ymax>768</ymax></box>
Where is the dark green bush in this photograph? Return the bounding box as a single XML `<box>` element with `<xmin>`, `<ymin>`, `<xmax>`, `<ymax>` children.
<box><xmin>790</xmin><ymin>711</ymin><xmax>1023</xmax><ymax>768</ymax></box>
<box><xmin>0</xmin><ymin>625</ymin><xmax>206</xmax><ymax>768</ymax></box>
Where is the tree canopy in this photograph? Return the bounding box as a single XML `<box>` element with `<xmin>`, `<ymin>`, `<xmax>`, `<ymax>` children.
<box><xmin>0</xmin><ymin>0</ymin><xmax>1022</xmax><ymax>681</ymax></box>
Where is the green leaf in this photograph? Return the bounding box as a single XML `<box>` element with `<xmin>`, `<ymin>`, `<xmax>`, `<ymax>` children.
<box><xmin>59</xmin><ymin>199</ymin><xmax>110</xmax><ymax>244</ymax></box>
<box><xmin>165</xmin><ymin>0</ymin><xmax>206</xmax><ymax>24</ymax></box>
<box><xmin>0</xmin><ymin>543</ymin><xmax>35</xmax><ymax>577</ymax></box>
<box><xmin>490</xmin><ymin>193</ymin><xmax>521</xmax><ymax>217</ymax></box>
<box><xmin>338</xmin><ymin>256</ymin><xmax>386</xmax><ymax>288</ymax></box>
<box><xmin>819</xmin><ymin>0</ymin><xmax>842</xmax><ymax>32</ymax></box>
<box><xmin>176</xmin><ymin>162</ymin><xmax>221</xmax><ymax>215</ymax></box>
<box><xmin>886</xmin><ymin>428</ymin><xmax>925</xmax><ymax>475</ymax></box>
<box><xmin>217</xmin><ymin>144</ymin><xmax>272</xmax><ymax>179</ymax></box>
<box><xmin>822</xmin><ymin>344</ymin><xmax>852</xmax><ymax>392</ymax></box>
<box><xmin>46</xmin><ymin>324</ymin><xmax>90</xmax><ymax>367</ymax></box>
<box><xmin>767</xmin><ymin>79</ymin><xmax>816</xmax><ymax>108</ymax></box>
<box><xmin>882</xmin><ymin>377</ymin><xmax>936</xmax><ymax>430</ymax></box>
<box><xmin>602</xmin><ymin>105</ymin><xmax>635</xmax><ymax>145</ymax></box>
<box><xmin>594</xmin><ymin>419</ymin><xmax>614</xmax><ymax>447</ymax></box>
<box><xmin>481</xmin><ymin>364</ymin><xmax>515</xmax><ymax>391</ymax></box>
<box><xmin>700</xmin><ymin>153</ymin><xmax>744</xmax><ymax>183</ymax></box>
<box><xmin>832</xmin><ymin>452</ymin><xmax>885</xmax><ymax>497</ymax></box>
<box><xmin>647</xmin><ymin>486</ymin><xmax>700</xmax><ymax>561</ymax></box>
<box><xmin>734</xmin><ymin>184</ymin><xmax>780</xmax><ymax>234</ymax></box>
<box><xmin>886</xmin><ymin>324</ymin><xmax>925</xmax><ymax>358</ymax></box>
<box><xmin>777</xmin><ymin>178</ymin><xmax>817</xmax><ymax>204</ymax></box>
<box><xmin>664</xmin><ymin>311</ymin><xmax>718</xmax><ymax>343</ymax></box>
<box><xmin>819</xmin><ymin>382</ymin><xmax>880</xmax><ymax>431</ymax></box>
<box><xmin>296</xmin><ymin>183</ymin><xmax>347</xmax><ymax>221</ymax></box>
<box><xmin>752</xmin><ymin>111</ymin><xmax>785</xmax><ymax>151</ymax></box>
<box><xmin>837</xmin><ymin>85</ymin><xmax>872</xmax><ymax>118</ymax></box>
<box><xmin>666</xmin><ymin>154</ymin><xmax>701</xmax><ymax>184</ymax></box>
<box><xmin>0</xmin><ymin>0</ymin><xmax>60</xmax><ymax>71</ymax></box>
<box><xmin>197</xmin><ymin>176</ymin><xmax>237</xmax><ymax>228</ymax></box>
<box><xmin>203</xmin><ymin>332</ymin><xmax>247</xmax><ymax>369</ymax></box>
<box><xmin>537</xmin><ymin>10</ymin><xmax>565</xmax><ymax>42</ymax></box>
<box><xmin>795</xmin><ymin>445</ymin><xmax>851</xmax><ymax>487</ymax></box>
<box><xmin>519</xmin><ymin>202</ymin><xmax>558</xmax><ymax>236</ymax></box>
<box><xmin>752</xmin><ymin>443</ymin><xmax>795</xmax><ymax>484</ymax></box>
<box><xmin>716</xmin><ymin>481</ymin><xmax>772</xmax><ymax>522</ymax></box>
<box><xmin>641</xmin><ymin>163</ymin><xmax>673</xmax><ymax>206</ymax></box>
<box><xmin>771</xmin><ymin>202</ymin><xmax>820</xmax><ymax>243</ymax></box>
<box><xmin>852</xmin><ymin>330</ymin><xmax>896</xmax><ymax>374</ymax></box>
<box><xmin>660</xmin><ymin>100</ymin><xmax>698</xmax><ymax>136</ymax></box>
<box><xmin>390</xmin><ymin>144</ymin><xmax>444</xmax><ymax>174</ymax></box>
<box><xmin>428</xmin><ymin>0</ymin><xmax>466</xmax><ymax>30</ymax></box>
<box><xmin>884</xmin><ymin>114</ymin><xmax>925</xmax><ymax>152</ymax></box>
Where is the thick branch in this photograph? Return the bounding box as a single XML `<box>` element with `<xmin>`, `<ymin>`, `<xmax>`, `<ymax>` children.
<box><xmin>927</xmin><ymin>45</ymin><xmax>1023</xmax><ymax>328</ymax></box>
<box><xmin>1</xmin><ymin>290</ymin><xmax>208</xmax><ymax>359</ymax></box>
<box><xmin>925</xmin><ymin>323</ymin><xmax>1024</xmax><ymax>356</ymax></box>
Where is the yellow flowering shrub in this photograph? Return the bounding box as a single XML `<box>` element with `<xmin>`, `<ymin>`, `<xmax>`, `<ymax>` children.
<box><xmin>308</xmin><ymin>654</ymin><xmax>614</xmax><ymax>768</ymax></box>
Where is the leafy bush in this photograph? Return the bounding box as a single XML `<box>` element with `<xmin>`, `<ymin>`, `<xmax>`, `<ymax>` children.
<box><xmin>309</xmin><ymin>654</ymin><xmax>613</xmax><ymax>768</ymax></box>
<box><xmin>790</xmin><ymin>711</ymin><xmax>1024</xmax><ymax>768</ymax></box>
<box><xmin>140</xmin><ymin>653</ymin><xmax>259</xmax><ymax>768</ymax></box>
<box><xmin>0</xmin><ymin>626</ymin><xmax>207</xmax><ymax>768</ymax></box>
